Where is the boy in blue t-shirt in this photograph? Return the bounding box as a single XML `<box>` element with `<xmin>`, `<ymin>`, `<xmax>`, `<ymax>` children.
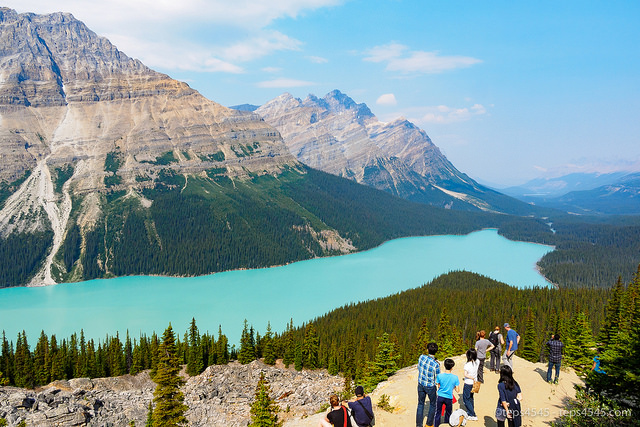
<box><xmin>434</xmin><ymin>358</ymin><xmax>459</xmax><ymax>427</ymax></box>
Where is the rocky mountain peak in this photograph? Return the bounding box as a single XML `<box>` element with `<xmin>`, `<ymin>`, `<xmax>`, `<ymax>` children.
<box><xmin>302</xmin><ymin>89</ymin><xmax>374</xmax><ymax>121</ymax></box>
<box><xmin>257</xmin><ymin>90</ymin><xmax>534</xmax><ymax>214</ymax></box>
<box><xmin>0</xmin><ymin>8</ymin><xmax>298</xmax><ymax>285</ymax></box>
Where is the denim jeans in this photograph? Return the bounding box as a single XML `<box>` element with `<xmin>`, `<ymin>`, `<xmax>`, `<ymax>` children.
<box><xmin>462</xmin><ymin>383</ymin><xmax>476</xmax><ymax>417</ymax></box>
<box><xmin>489</xmin><ymin>347</ymin><xmax>501</xmax><ymax>371</ymax></box>
<box><xmin>416</xmin><ymin>384</ymin><xmax>437</xmax><ymax>426</ymax></box>
<box><xmin>547</xmin><ymin>360</ymin><xmax>561</xmax><ymax>382</ymax></box>
<box><xmin>433</xmin><ymin>396</ymin><xmax>452</xmax><ymax>427</ymax></box>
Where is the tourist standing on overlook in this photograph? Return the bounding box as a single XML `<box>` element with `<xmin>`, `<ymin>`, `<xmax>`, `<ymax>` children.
<box><xmin>503</xmin><ymin>323</ymin><xmax>520</xmax><ymax>371</ymax></box>
<box><xmin>495</xmin><ymin>365</ymin><xmax>523</xmax><ymax>427</ymax></box>
<box><xmin>433</xmin><ymin>358</ymin><xmax>459</xmax><ymax>427</ymax></box>
<box><xmin>488</xmin><ymin>326</ymin><xmax>504</xmax><ymax>373</ymax></box>
<box><xmin>462</xmin><ymin>348</ymin><xmax>480</xmax><ymax>421</ymax></box>
<box><xmin>474</xmin><ymin>330</ymin><xmax>494</xmax><ymax>383</ymax></box>
<box><xmin>347</xmin><ymin>386</ymin><xmax>374</xmax><ymax>427</ymax></box>
<box><xmin>416</xmin><ymin>342</ymin><xmax>440</xmax><ymax>427</ymax></box>
<box><xmin>546</xmin><ymin>334</ymin><xmax>563</xmax><ymax>383</ymax></box>
<box><xmin>319</xmin><ymin>394</ymin><xmax>352</xmax><ymax>427</ymax></box>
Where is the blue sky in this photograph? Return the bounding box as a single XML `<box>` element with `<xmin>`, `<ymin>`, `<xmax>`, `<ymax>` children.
<box><xmin>5</xmin><ymin>0</ymin><xmax>640</xmax><ymax>185</ymax></box>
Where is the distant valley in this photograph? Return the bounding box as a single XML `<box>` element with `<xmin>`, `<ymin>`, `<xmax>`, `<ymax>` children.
<box><xmin>1</xmin><ymin>7</ymin><xmax>639</xmax><ymax>292</ymax></box>
<box><xmin>0</xmin><ymin>8</ymin><xmax>509</xmax><ymax>287</ymax></box>
<box><xmin>501</xmin><ymin>172</ymin><xmax>640</xmax><ymax>215</ymax></box>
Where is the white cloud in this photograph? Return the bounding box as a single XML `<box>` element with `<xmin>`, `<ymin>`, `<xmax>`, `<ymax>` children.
<box><xmin>5</xmin><ymin>0</ymin><xmax>345</xmax><ymax>28</ymax></box>
<box><xmin>376</xmin><ymin>93</ymin><xmax>397</xmax><ymax>106</ymax></box>
<box><xmin>307</xmin><ymin>55</ymin><xmax>329</xmax><ymax>64</ymax></box>
<box><xmin>364</xmin><ymin>43</ymin><xmax>481</xmax><ymax>74</ymax></box>
<box><xmin>390</xmin><ymin>103</ymin><xmax>489</xmax><ymax>125</ymax></box>
<box><xmin>105</xmin><ymin>34</ymin><xmax>245</xmax><ymax>73</ymax></box>
<box><xmin>222</xmin><ymin>31</ymin><xmax>302</xmax><ymax>62</ymax></box>
<box><xmin>256</xmin><ymin>78</ymin><xmax>316</xmax><ymax>88</ymax></box>
<box><xmin>3</xmin><ymin>0</ymin><xmax>341</xmax><ymax>73</ymax></box>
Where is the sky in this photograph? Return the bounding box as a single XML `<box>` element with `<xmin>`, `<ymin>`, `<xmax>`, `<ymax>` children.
<box><xmin>4</xmin><ymin>0</ymin><xmax>640</xmax><ymax>186</ymax></box>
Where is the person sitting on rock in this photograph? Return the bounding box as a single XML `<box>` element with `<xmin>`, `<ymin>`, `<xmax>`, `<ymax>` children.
<box><xmin>347</xmin><ymin>385</ymin><xmax>374</xmax><ymax>427</ymax></box>
<box><xmin>319</xmin><ymin>394</ymin><xmax>352</xmax><ymax>427</ymax></box>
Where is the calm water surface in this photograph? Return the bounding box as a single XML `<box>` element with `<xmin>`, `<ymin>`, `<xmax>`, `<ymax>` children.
<box><xmin>0</xmin><ymin>229</ymin><xmax>553</xmax><ymax>343</ymax></box>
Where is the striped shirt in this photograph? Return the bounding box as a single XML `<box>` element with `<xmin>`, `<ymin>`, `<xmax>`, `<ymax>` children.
<box><xmin>417</xmin><ymin>354</ymin><xmax>440</xmax><ymax>387</ymax></box>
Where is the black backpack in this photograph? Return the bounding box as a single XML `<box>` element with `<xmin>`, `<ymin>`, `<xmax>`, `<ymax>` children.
<box><xmin>489</xmin><ymin>331</ymin><xmax>499</xmax><ymax>346</ymax></box>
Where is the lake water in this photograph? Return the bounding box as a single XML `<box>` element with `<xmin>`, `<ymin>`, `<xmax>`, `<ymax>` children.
<box><xmin>0</xmin><ymin>229</ymin><xmax>553</xmax><ymax>344</ymax></box>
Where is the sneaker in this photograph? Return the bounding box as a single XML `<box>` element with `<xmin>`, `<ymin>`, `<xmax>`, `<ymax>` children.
<box><xmin>468</xmin><ymin>416</ymin><xmax>478</xmax><ymax>421</ymax></box>
<box><xmin>554</xmin><ymin>379</ymin><xmax>559</xmax><ymax>384</ymax></box>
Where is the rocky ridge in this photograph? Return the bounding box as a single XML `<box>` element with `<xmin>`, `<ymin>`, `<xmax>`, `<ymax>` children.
<box><xmin>0</xmin><ymin>8</ymin><xmax>301</xmax><ymax>285</ymax></box>
<box><xmin>256</xmin><ymin>91</ymin><xmax>536</xmax><ymax>214</ymax></box>
<box><xmin>0</xmin><ymin>360</ymin><xmax>344</xmax><ymax>426</ymax></box>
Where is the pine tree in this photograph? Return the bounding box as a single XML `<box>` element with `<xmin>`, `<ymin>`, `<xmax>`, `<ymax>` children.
<box><xmin>248</xmin><ymin>371</ymin><xmax>282</xmax><ymax>427</ymax></box>
<box><xmin>186</xmin><ymin>318</ymin><xmax>203</xmax><ymax>376</ymax></box>
<box><xmin>294</xmin><ymin>342</ymin><xmax>303</xmax><ymax>371</ymax></box>
<box><xmin>152</xmin><ymin>324</ymin><xmax>188</xmax><ymax>426</ymax></box>
<box><xmin>0</xmin><ymin>332</ymin><xmax>13</xmax><ymax>386</ymax></box>
<box><xmin>239</xmin><ymin>320</ymin><xmax>257</xmax><ymax>364</ymax></box>
<box><xmin>436</xmin><ymin>308</ymin><xmax>455</xmax><ymax>358</ymax></box>
<box><xmin>216</xmin><ymin>326</ymin><xmax>229</xmax><ymax>365</ymax></box>
<box><xmin>363</xmin><ymin>333</ymin><xmax>400</xmax><ymax>393</ymax></box>
<box><xmin>327</xmin><ymin>342</ymin><xmax>339</xmax><ymax>376</ymax></box>
<box><xmin>564</xmin><ymin>311</ymin><xmax>596</xmax><ymax>375</ymax></box>
<box><xmin>520</xmin><ymin>308</ymin><xmax>540</xmax><ymax>362</ymax></box>
<box><xmin>598</xmin><ymin>276</ymin><xmax>625</xmax><ymax>348</ymax></box>
<box><xmin>262</xmin><ymin>323</ymin><xmax>276</xmax><ymax>366</ymax></box>
<box><xmin>283</xmin><ymin>320</ymin><xmax>295</xmax><ymax>368</ymax></box>
<box><xmin>411</xmin><ymin>317</ymin><xmax>431</xmax><ymax>361</ymax></box>
<box><xmin>34</xmin><ymin>330</ymin><xmax>49</xmax><ymax>385</ymax></box>
<box><xmin>145</xmin><ymin>402</ymin><xmax>154</xmax><ymax>427</ymax></box>
<box><xmin>302</xmin><ymin>323</ymin><xmax>319</xmax><ymax>369</ymax></box>
<box><xmin>125</xmin><ymin>331</ymin><xmax>133</xmax><ymax>374</ymax></box>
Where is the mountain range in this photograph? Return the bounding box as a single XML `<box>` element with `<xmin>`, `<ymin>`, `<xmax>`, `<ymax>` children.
<box><xmin>502</xmin><ymin>172</ymin><xmax>640</xmax><ymax>215</ymax></box>
<box><xmin>0</xmin><ymin>8</ymin><xmax>512</xmax><ymax>287</ymax></box>
<box><xmin>255</xmin><ymin>91</ymin><xmax>544</xmax><ymax>216</ymax></box>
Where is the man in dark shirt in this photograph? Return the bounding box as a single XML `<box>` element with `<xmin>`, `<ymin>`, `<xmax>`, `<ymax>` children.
<box><xmin>347</xmin><ymin>386</ymin><xmax>374</xmax><ymax>427</ymax></box>
<box><xmin>546</xmin><ymin>334</ymin><xmax>564</xmax><ymax>383</ymax></box>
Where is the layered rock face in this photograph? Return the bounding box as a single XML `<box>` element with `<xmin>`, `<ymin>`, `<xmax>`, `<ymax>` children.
<box><xmin>256</xmin><ymin>91</ymin><xmax>504</xmax><ymax>211</ymax></box>
<box><xmin>0</xmin><ymin>361</ymin><xmax>343</xmax><ymax>426</ymax></box>
<box><xmin>0</xmin><ymin>8</ymin><xmax>299</xmax><ymax>285</ymax></box>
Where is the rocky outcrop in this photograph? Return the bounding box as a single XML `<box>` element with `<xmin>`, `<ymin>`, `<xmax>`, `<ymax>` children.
<box><xmin>0</xmin><ymin>361</ymin><xmax>344</xmax><ymax>426</ymax></box>
<box><xmin>256</xmin><ymin>91</ymin><xmax>534</xmax><ymax>214</ymax></box>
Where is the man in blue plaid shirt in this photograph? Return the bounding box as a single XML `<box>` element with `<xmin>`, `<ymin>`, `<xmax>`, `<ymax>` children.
<box><xmin>416</xmin><ymin>342</ymin><xmax>440</xmax><ymax>427</ymax></box>
<box><xmin>546</xmin><ymin>333</ymin><xmax>564</xmax><ymax>383</ymax></box>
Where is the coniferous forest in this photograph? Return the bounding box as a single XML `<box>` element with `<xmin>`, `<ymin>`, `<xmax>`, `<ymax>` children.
<box><xmin>1</xmin><ymin>268</ymin><xmax>639</xmax><ymax>424</ymax></box>
<box><xmin>2</xmin><ymin>166</ymin><xmax>640</xmax><ymax>288</ymax></box>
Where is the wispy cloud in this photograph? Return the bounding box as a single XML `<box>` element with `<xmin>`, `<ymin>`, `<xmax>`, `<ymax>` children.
<box><xmin>376</xmin><ymin>93</ymin><xmax>397</xmax><ymax>106</ymax></box>
<box><xmin>364</xmin><ymin>43</ymin><xmax>481</xmax><ymax>74</ymax></box>
<box><xmin>383</xmin><ymin>103</ymin><xmax>489</xmax><ymax>125</ymax></box>
<box><xmin>307</xmin><ymin>55</ymin><xmax>329</xmax><ymax>64</ymax></box>
<box><xmin>222</xmin><ymin>31</ymin><xmax>302</xmax><ymax>62</ymax></box>
<box><xmin>4</xmin><ymin>0</ymin><xmax>341</xmax><ymax>73</ymax></box>
<box><xmin>256</xmin><ymin>78</ymin><xmax>316</xmax><ymax>88</ymax></box>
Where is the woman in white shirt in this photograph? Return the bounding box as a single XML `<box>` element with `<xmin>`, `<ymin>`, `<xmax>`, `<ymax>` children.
<box><xmin>463</xmin><ymin>348</ymin><xmax>480</xmax><ymax>421</ymax></box>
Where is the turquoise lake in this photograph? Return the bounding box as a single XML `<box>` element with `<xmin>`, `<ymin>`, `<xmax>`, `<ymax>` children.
<box><xmin>0</xmin><ymin>229</ymin><xmax>553</xmax><ymax>344</ymax></box>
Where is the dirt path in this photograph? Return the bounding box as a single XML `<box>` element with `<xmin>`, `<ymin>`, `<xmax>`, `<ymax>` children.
<box><xmin>285</xmin><ymin>355</ymin><xmax>580</xmax><ymax>426</ymax></box>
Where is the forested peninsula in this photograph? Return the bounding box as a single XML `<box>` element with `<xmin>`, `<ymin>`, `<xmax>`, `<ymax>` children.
<box><xmin>2</xmin><ymin>268</ymin><xmax>639</xmax><ymax>425</ymax></box>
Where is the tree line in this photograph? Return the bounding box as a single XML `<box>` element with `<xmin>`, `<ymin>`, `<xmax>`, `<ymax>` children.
<box><xmin>0</xmin><ymin>270</ymin><xmax>612</xmax><ymax>389</ymax></box>
<box><xmin>2</xmin><ymin>268</ymin><xmax>638</xmax><ymax>425</ymax></box>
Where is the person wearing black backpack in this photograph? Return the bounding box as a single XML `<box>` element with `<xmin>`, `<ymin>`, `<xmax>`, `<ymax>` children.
<box><xmin>488</xmin><ymin>326</ymin><xmax>504</xmax><ymax>373</ymax></box>
<box><xmin>347</xmin><ymin>386</ymin><xmax>375</xmax><ymax>427</ymax></box>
